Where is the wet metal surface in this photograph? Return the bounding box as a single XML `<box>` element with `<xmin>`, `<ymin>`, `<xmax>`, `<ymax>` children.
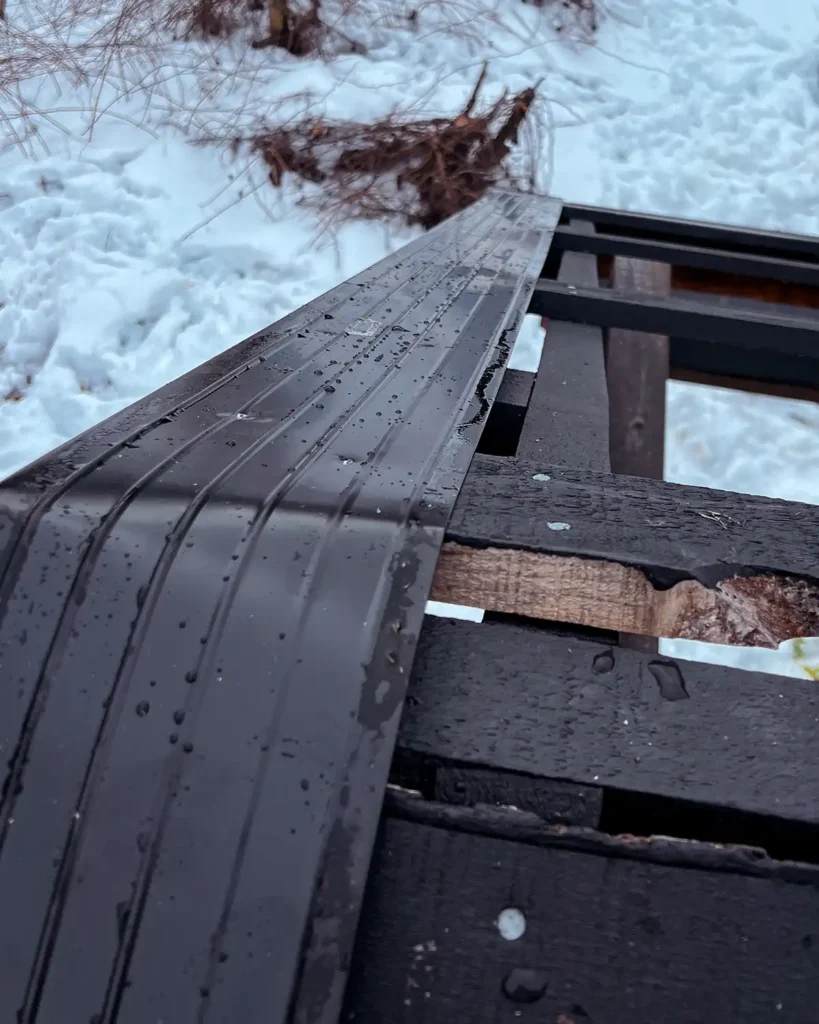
<box><xmin>0</xmin><ymin>192</ymin><xmax>560</xmax><ymax>1024</ymax></box>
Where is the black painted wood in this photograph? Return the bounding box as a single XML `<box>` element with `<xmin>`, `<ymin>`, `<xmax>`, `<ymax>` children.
<box><xmin>344</xmin><ymin>816</ymin><xmax>819</xmax><ymax>1023</ymax></box>
<box><xmin>529</xmin><ymin>279</ymin><xmax>819</xmax><ymax>367</ymax></box>
<box><xmin>477</xmin><ymin>368</ymin><xmax>535</xmax><ymax>456</ymax></box>
<box><xmin>385</xmin><ymin>790</ymin><xmax>819</xmax><ymax>884</ymax></box>
<box><xmin>433</xmin><ymin>765</ymin><xmax>602</xmax><ymax>828</ymax></box>
<box><xmin>400</xmin><ymin>617</ymin><xmax>819</xmax><ymax>826</ymax></box>
<box><xmin>554</xmin><ymin>224</ymin><xmax>819</xmax><ymax>286</ymax></box>
<box><xmin>560</xmin><ymin>201</ymin><xmax>819</xmax><ymax>262</ymax></box>
<box><xmin>518</xmin><ymin>221</ymin><xmax>610</xmax><ymax>470</ymax></box>
<box><xmin>495</xmin><ymin>368</ymin><xmax>535</xmax><ymax>409</ymax></box>
<box><xmin>446</xmin><ymin>455</ymin><xmax>819</xmax><ymax>587</ymax></box>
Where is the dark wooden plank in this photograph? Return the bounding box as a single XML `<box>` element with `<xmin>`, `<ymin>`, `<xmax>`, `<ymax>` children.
<box><xmin>495</xmin><ymin>368</ymin><xmax>535</xmax><ymax>409</ymax></box>
<box><xmin>560</xmin><ymin>201</ymin><xmax>819</xmax><ymax>262</ymax></box>
<box><xmin>554</xmin><ymin>223</ymin><xmax>819</xmax><ymax>287</ymax></box>
<box><xmin>433</xmin><ymin>766</ymin><xmax>602</xmax><ymax>828</ymax></box>
<box><xmin>0</xmin><ymin>193</ymin><xmax>563</xmax><ymax>1024</ymax></box>
<box><xmin>400</xmin><ymin>618</ymin><xmax>819</xmax><ymax>826</ymax></box>
<box><xmin>528</xmin><ymin>279</ymin><xmax>819</xmax><ymax>368</ymax></box>
<box><xmin>345</xmin><ymin>816</ymin><xmax>819</xmax><ymax>1023</ymax></box>
<box><xmin>445</xmin><ymin>456</ymin><xmax>819</xmax><ymax>588</ymax></box>
<box><xmin>606</xmin><ymin>256</ymin><xmax>670</xmax><ymax>652</ymax></box>
<box><xmin>518</xmin><ymin>221</ymin><xmax>610</xmax><ymax>469</ymax></box>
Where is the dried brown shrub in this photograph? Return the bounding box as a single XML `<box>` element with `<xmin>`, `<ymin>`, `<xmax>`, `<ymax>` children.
<box><xmin>235</xmin><ymin>65</ymin><xmax>540</xmax><ymax>228</ymax></box>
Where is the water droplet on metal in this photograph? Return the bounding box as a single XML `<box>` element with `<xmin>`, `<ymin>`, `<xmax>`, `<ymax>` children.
<box><xmin>592</xmin><ymin>650</ymin><xmax>614</xmax><ymax>675</ymax></box>
<box><xmin>496</xmin><ymin>907</ymin><xmax>526</xmax><ymax>941</ymax></box>
<box><xmin>648</xmin><ymin>660</ymin><xmax>689</xmax><ymax>701</ymax></box>
<box><xmin>502</xmin><ymin>968</ymin><xmax>548</xmax><ymax>1004</ymax></box>
<box><xmin>300</xmin><ymin>778</ymin><xmax>310</xmax><ymax>791</ymax></box>
<box><xmin>183</xmin><ymin>742</ymin><xmax>194</xmax><ymax>753</ymax></box>
<box><xmin>173</xmin><ymin>709</ymin><xmax>186</xmax><ymax>725</ymax></box>
<box><xmin>135</xmin><ymin>701</ymin><xmax>150</xmax><ymax>717</ymax></box>
<box><xmin>185</xmin><ymin>670</ymin><xmax>197</xmax><ymax>683</ymax></box>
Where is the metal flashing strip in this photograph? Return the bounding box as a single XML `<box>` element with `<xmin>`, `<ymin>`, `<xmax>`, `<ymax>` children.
<box><xmin>0</xmin><ymin>191</ymin><xmax>560</xmax><ymax>1024</ymax></box>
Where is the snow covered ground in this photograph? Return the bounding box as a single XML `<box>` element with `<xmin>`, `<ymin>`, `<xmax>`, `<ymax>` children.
<box><xmin>1</xmin><ymin>0</ymin><xmax>818</xmax><ymax>676</ymax></box>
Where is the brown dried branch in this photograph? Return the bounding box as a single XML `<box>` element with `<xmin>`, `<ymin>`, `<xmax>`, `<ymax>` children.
<box><xmin>233</xmin><ymin>67</ymin><xmax>540</xmax><ymax>228</ymax></box>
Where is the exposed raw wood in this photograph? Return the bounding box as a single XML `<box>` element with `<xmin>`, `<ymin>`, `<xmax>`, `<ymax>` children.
<box><xmin>431</xmin><ymin>542</ymin><xmax>819</xmax><ymax>648</ymax></box>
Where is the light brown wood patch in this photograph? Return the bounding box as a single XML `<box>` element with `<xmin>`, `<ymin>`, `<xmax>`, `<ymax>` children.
<box><xmin>431</xmin><ymin>542</ymin><xmax>819</xmax><ymax>649</ymax></box>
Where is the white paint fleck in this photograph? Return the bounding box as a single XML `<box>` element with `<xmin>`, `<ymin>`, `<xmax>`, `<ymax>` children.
<box><xmin>547</xmin><ymin>521</ymin><xmax>571</xmax><ymax>531</ymax></box>
<box><xmin>532</xmin><ymin>473</ymin><xmax>551</xmax><ymax>482</ymax></box>
<box><xmin>496</xmin><ymin>907</ymin><xmax>526</xmax><ymax>941</ymax></box>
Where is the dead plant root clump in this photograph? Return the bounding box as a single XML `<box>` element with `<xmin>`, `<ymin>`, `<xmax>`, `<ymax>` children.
<box><xmin>243</xmin><ymin>65</ymin><xmax>540</xmax><ymax>228</ymax></box>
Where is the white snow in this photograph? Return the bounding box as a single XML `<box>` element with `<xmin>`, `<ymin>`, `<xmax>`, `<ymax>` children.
<box><xmin>1</xmin><ymin>0</ymin><xmax>818</xmax><ymax>677</ymax></box>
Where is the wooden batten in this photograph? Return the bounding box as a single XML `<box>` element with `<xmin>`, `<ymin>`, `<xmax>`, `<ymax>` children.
<box><xmin>431</xmin><ymin>542</ymin><xmax>819</xmax><ymax>649</ymax></box>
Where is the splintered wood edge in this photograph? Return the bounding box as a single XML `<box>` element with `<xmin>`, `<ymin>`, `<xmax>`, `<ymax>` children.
<box><xmin>431</xmin><ymin>543</ymin><xmax>819</xmax><ymax>649</ymax></box>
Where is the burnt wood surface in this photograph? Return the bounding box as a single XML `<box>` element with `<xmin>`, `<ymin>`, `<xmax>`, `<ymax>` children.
<box><xmin>445</xmin><ymin>455</ymin><xmax>819</xmax><ymax>588</ymax></box>
<box><xmin>344</xmin><ymin>816</ymin><xmax>819</xmax><ymax>1023</ymax></box>
<box><xmin>518</xmin><ymin>220</ymin><xmax>610</xmax><ymax>470</ymax></box>
<box><xmin>399</xmin><ymin>617</ymin><xmax>819</xmax><ymax>827</ymax></box>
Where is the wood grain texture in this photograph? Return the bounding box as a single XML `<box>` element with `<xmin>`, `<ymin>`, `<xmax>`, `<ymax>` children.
<box><xmin>445</xmin><ymin>456</ymin><xmax>819</xmax><ymax>588</ymax></box>
<box><xmin>519</xmin><ymin>220</ymin><xmax>610</xmax><ymax>471</ymax></box>
<box><xmin>431</xmin><ymin>541</ymin><xmax>819</xmax><ymax>647</ymax></box>
<box><xmin>401</xmin><ymin>618</ymin><xmax>819</xmax><ymax>825</ymax></box>
<box><xmin>344</xmin><ymin>817</ymin><xmax>819</xmax><ymax>1023</ymax></box>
